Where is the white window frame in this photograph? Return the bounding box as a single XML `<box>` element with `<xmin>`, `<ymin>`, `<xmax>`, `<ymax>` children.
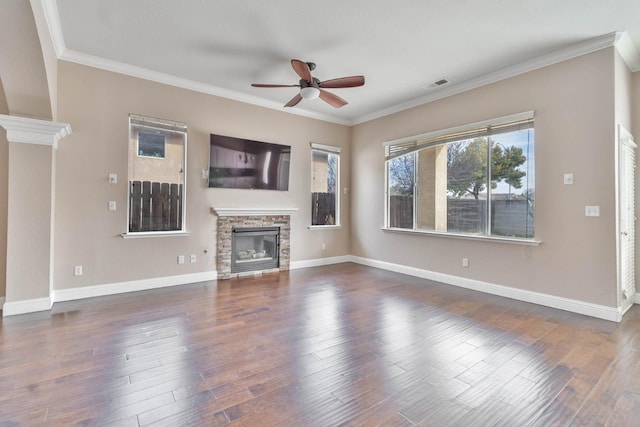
<box><xmin>310</xmin><ymin>142</ymin><xmax>341</xmax><ymax>229</ymax></box>
<box><xmin>123</xmin><ymin>114</ymin><xmax>188</xmax><ymax>238</ymax></box>
<box><xmin>383</xmin><ymin>112</ymin><xmax>538</xmax><ymax>244</ymax></box>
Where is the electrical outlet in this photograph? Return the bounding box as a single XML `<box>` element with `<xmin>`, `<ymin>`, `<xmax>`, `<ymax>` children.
<box><xmin>178</xmin><ymin>255</ymin><xmax>185</xmax><ymax>264</ymax></box>
<box><xmin>585</xmin><ymin>206</ymin><xmax>600</xmax><ymax>217</ymax></box>
<box><xmin>190</xmin><ymin>254</ymin><xmax>196</xmax><ymax>263</ymax></box>
<box><xmin>74</xmin><ymin>265</ymin><xmax>83</xmax><ymax>276</ymax></box>
<box><xmin>462</xmin><ymin>258</ymin><xmax>469</xmax><ymax>268</ymax></box>
<box><xmin>108</xmin><ymin>173</ymin><xmax>117</xmax><ymax>184</ymax></box>
<box><xmin>563</xmin><ymin>173</ymin><xmax>573</xmax><ymax>185</ymax></box>
<box><xmin>322</xmin><ymin>243</ymin><xmax>326</xmax><ymax>250</ymax></box>
<box><xmin>108</xmin><ymin>201</ymin><xmax>116</xmax><ymax>211</ymax></box>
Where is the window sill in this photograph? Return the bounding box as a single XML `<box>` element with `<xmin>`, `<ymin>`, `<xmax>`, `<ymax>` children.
<box><xmin>308</xmin><ymin>225</ymin><xmax>342</xmax><ymax>230</ymax></box>
<box><xmin>381</xmin><ymin>227</ymin><xmax>541</xmax><ymax>246</ymax></box>
<box><xmin>121</xmin><ymin>231</ymin><xmax>191</xmax><ymax>239</ymax></box>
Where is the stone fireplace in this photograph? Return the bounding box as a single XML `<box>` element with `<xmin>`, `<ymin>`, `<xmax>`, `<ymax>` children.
<box><xmin>213</xmin><ymin>208</ymin><xmax>297</xmax><ymax>279</ymax></box>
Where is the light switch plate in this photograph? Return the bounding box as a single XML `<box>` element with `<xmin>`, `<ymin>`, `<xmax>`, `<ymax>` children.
<box><xmin>108</xmin><ymin>201</ymin><xmax>116</xmax><ymax>211</ymax></box>
<box><xmin>564</xmin><ymin>173</ymin><xmax>573</xmax><ymax>185</ymax></box>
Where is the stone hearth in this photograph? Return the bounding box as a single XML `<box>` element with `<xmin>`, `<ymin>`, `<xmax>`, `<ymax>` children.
<box><xmin>213</xmin><ymin>208</ymin><xmax>297</xmax><ymax>279</ymax></box>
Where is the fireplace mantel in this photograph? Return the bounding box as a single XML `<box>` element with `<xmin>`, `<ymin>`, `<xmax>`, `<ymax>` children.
<box><xmin>212</xmin><ymin>207</ymin><xmax>298</xmax><ymax>217</ymax></box>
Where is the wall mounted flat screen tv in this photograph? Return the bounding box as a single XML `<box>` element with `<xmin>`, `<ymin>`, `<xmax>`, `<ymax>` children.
<box><xmin>208</xmin><ymin>134</ymin><xmax>291</xmax><ymax>190</ymax></box>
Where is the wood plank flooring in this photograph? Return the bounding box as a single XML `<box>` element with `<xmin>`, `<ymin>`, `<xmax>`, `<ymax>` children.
<box><xmin>1</xmin><ymin>263</ymin><xmax>640</xmax><ymax>426</ymax></box>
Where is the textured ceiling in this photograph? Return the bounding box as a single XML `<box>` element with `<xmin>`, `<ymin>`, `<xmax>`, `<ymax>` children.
<box><xmin>52</xmin><ymin>0</ymin><xmax>640</xmax><ymax>124</ymax></box>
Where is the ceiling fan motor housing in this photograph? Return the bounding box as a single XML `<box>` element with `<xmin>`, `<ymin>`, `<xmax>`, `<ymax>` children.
<box><xmin>299</xmin><ymin>77</ymin><xmax>321</xmax><ymax>88</ymax></box>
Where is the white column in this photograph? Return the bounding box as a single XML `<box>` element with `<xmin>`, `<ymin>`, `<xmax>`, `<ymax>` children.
<box><xmin>0</xmin><ymin>115</ymin><xmax>71</xmax><ymax>315</ymax></box>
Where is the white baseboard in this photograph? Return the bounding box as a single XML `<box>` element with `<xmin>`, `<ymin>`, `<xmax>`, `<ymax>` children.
<box><xmin>349</xmin><ymin>256</ymin><xmax>622</xmax><ymax>322</ymax></box>
<box><xmin>289</xmin><ymin>255</ymin><xmax>353</xmax><ymax>270</ymax></box>
<box><xmin>52</xmin><ymin>271</ymin><xmax>218</xmax><ymax>303</ymax></box>
<box><xmin>2</xmin><ymin>254</ymin><xmax>627</xmax><ymax>322</ymax></box>
<box><xmin>2</xmin><ymin>296</ymin><xmax>53</xmax><ymax>317</ymax></box>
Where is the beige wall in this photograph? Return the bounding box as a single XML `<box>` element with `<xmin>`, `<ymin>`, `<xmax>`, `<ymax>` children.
<box><xmin>0</xmin><ymin>0</ymin><xmax>51</xmax><ymax>120</ymax></box>
<box><xmin>0</xmin><ymin>79</ymin><xmax>8</xmax><ymax>299</ymax></box>
<box><xmin>54</xmin><ymin>61</ymin><xmax>351</xmax><ymax>290</ymax></box>
<box><xmin>351</xmin><ymin>48</ymin><xmax>618</xmax><ymax>307</ymax></box>
<box><xmin>6</xmin><ymin>142</ymin><xmax>54</xmax><ymax>301</ymax></box>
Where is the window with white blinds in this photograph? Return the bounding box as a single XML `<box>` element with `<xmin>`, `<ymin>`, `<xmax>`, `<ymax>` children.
<box><xmin>385</xmin><ymin>112</ymin><xmax>534</xmax><ymax>161</ymax></box>
<box><xmin>384</xmin><ymin>112</ymin><xmax>535</xmax><ymax>239</ymax></box>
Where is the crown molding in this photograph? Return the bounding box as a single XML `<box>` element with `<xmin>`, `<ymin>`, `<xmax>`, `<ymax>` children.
<box><xmin>614</xmin><ymin>31</ymin><xmax>640</xmax><ymax>71</ymax></box>
<box><xmin>41</xmin><ymin>1</ymin><xmax>351</xmax><ymax>125</ymax></box>
<box><xmin>59</xmin><ymin>49</ymin><xmax>352</xmax><ymax>127</ymax></box>
<box><xmin>39</xmin><ymin>1</ymin><xmax>636</xmax><ymax>127</ymax></box>
<box><xmin>353</xmin><ymin>32</ymin><xmax>621</xmax><ymax>125</ymax></box>
<box><xmin>0</xmin><ymin>114</ymin><xmax>71</xmax><ymax>148</ymax></box>
<box><xmin>38</xmin><ymin>0</ymin><xmax>65</xmax><ymax>58</ymax></box>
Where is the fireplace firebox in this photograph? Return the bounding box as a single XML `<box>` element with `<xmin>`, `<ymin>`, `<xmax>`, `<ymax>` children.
<box><xmin>213</xmin><ymin>208</ymin><xmax>295</xmax><ymax>279</ymax></box>
<box><xmin>231</xmin><ymin>227</ymin><xmax>280</xmax><ymax>273</ymax></box>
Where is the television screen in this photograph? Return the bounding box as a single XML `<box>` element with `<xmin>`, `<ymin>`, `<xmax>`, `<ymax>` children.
<box><xmin>208</xmin><ymin>134</ymin><xmax>291</xmax><ymax>190</ymax></box>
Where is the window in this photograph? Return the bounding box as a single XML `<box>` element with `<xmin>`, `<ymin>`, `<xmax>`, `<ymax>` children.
<box><xmin>311</xmin><ymin>143</ymin><xmax>340</xmax><ymax>226</ymax></box>
<box><xmin>128</xmin><ymin>114</ymin><xmax>187</xmax><ymax>233</ymax></box>
<box><xmin>137</xmin><ymin>132</ymin><xmax>166</xmax><ymax>158</ymax></box>
<box><xmin>385</xmin><ymin>112</ymin><xmax>534</xmax><ymax>239</ymax></box>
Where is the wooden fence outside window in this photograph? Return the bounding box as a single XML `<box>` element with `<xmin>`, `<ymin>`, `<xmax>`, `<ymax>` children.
<box><xmin>129</xmin><ymin>181</ymin><xmax>183</xmax><ymax>232</ymax></box>
<box><xmin>311</xmin><ymin>192</ymin><xmax>336</xmax><ymax>225</ymax></box>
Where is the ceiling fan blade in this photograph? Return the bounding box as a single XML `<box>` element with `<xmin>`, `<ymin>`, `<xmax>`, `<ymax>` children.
<box><xmin>291</xmin><ymin>59</ymin><xmax>313</xmax><ymax>82</ymax></box>
<box><xmin>319</xmin><ymin>89</ymin><xmax>348</xmax><ymax>108</ymax></box>
<box><xmin>284</xmin><ymin>93</ymin><xmax>303</xmax><ymax>108</ymax></box>
<box><xmin>319</xmin><ymin>76</ymin><xmax>365</xmax><ymax>89</ymax></box>
<box><xmin>251</xmin><ymin>83</ymin><xmax>300</xmax><ymax>88</ymax></box>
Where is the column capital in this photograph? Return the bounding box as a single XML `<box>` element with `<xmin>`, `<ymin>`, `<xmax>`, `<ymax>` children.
<box><xmin>0</xmin><ymin>114</ymin><xmax>71</xmax><ymax>149</ymax></box>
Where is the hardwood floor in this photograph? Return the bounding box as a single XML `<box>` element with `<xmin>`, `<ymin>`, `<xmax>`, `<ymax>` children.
<box><xmin>1</xmin><ymin>263</ymin><xmax>639</xmax><ymax>426</ymax></box>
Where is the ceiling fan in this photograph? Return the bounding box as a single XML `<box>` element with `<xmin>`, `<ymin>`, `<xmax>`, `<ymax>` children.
<box><xmin>251</xmin><ymin>59</ymin><xmax>365</xmax><ymax>108</ymax></box>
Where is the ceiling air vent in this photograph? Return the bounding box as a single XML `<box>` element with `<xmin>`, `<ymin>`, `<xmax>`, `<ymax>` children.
<box><xmin>422</xmin><ymin>78</ymin><xmax>450</xmax><ymax>90</ymax></box>
<box><xmin>431</xmin><ymin>78</ymin><xmax>449</xmax><ymax>87</ymax></box>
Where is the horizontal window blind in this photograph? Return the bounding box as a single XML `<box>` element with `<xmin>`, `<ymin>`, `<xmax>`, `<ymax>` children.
<box><xmin>384</xmin><ymin>111</ymin><xmax>534</xmax><ymax>161</ymax></box>
<box><xmin>311</xmin><ymin>142</ymin><xmax>341</xmax><ymax>154</ymax></box>
<box><xmin>129</xmin><ymin>114</ymin><xmax>187</xmax><ymax>133</ymax></box>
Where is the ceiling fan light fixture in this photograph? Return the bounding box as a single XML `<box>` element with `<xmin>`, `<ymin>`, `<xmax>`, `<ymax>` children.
<box><xmin>300</xmin><ymin>86</ymin><xmax>320</xmax><ymax>100</ymax></box>
<box><xmin>252</xmin><ymin>60</ymin><xmax>362</xmax><ymax>108</ymax></box>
